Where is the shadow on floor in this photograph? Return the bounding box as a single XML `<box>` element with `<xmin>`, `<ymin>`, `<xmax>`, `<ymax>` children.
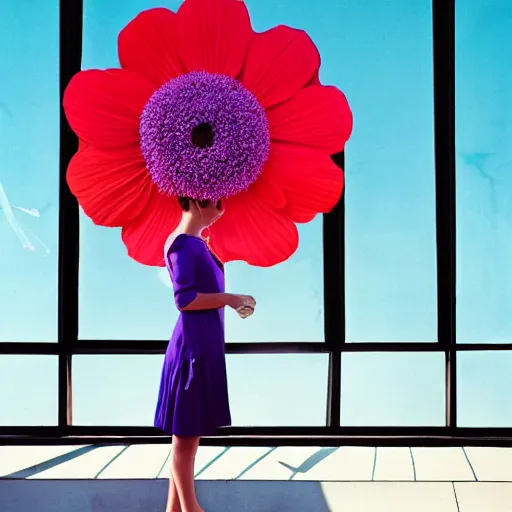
<box><xmin>278</xmin><ymin>447</ymin><xmax>339</xmax><ymax>480</ymax></box>
<box><xmin>5</xmin><ymin>445</ymin><xmax>100</xmax><ymax>479</ymax></box>
<box><xmin>0</xmin><ymin>479</ymin><xmax>331</xmax><ymax>512</ymax></box>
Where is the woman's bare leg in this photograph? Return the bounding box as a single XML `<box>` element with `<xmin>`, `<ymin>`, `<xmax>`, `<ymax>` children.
<box><xmin>165</xmin><ymin>446</ymin><xmax>182</xmax><ymax>512</ymax></box>
<box><xmin>170</xmin><ymin>435</ymin><xmax>202</xmax><ymax>512</ymax></box>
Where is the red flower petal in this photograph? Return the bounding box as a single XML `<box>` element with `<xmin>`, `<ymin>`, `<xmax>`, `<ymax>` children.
<box><xmin>240</xmin><ymin>25</ymin><xmax>320</xmax><ymax>109</ymax></box>
<box><xmin>118</xmin><ymin>8</ymin><xmax>184</xmax><ymax>87</ymax></box>
<box><xmin>121</xmin><ymin>194</ymin><xmax>181</xmax><ymax>267</ymax></box>
<box><xmin>209</xmin><ymin>191</ymin><xmax>298</xmax><ymax>267</ymax></box>
<box><xmin>283</xmin><ymin>208</ymin><xmax>317</xmax><ymax>223</ymax></box>
<box><xmin>267</xmin><ymin>85</ymin><xmax>353</xmax><ymax>154</ymax></box>
<box><xmin>309</xmin><ymin>71</ymin><xmax>321</xmax><ymax>86</ymax></box>
<box><xmin>67</xmin><ymin>146</ymin><xmax>155</xmax><ymax>227</ymax></box>
<box><xmin>250</xmin><ymin>173</ymin><xmax>287</xmax><ymax>210</ymax></box>
<box><xmin>175</xmin><ymin>0</ymin><xmax>253</xmax><ymax>77</ymax></box>
<box><xmin>263</xmin><ymin>142</ymin><xmax>344</xmax><ymax>223</ymax></box>
<box><xmin>63</xmin><ymin>69</ymin><xmax>155</xmax><ymax>149</ymax></box>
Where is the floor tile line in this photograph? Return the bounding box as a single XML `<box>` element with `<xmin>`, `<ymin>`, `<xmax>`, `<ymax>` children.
<box><xmin>409</xmin><ymin>447</ymin><xmax>417</xmax><ymax>481</ymax></box>
<box><xmin>452</xmin><ymin>481</ymin><xmax>461</xmax><ymax>512</ymax></box>
<box><xmin>461</xmin><ymin>447</ymin><xmax>478</xmax><ymax>482</ymax></box>
<box><xmin>94</xmin><ymin>445</ymin><xmax>130</xmax><ymax>479</ymax></box>
<box><xmin>235</xmin><ymin>447</ymin><xmax>277</xmax><ymax>480</ymax></box>
<box><xmin>371</xmin><ymin>447</ymin><xmax>378</xmax><ymax>481</ymax></box>
<box><xmin>156</xmin><ymin>447</ymin><xmax>172</xmax><ymax>479</ymax></box>
<box><xmin>194</xmin><ymin>447</ymin><xmax>230</xmax><ymax>479</ymax></box>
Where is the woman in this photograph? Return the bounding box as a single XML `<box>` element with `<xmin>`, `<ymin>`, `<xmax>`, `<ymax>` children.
<box><xmin>155</xmin><ymin>197</ymin><xmax>256</xmax><ymax>512</ymax></box>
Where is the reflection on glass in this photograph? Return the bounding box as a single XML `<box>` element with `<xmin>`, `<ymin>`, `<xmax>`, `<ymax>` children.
<box><xmin>341</xmin><ymin>353</ymin><xmax>445</xmax><ymax>426</ymax></box>
<box><xmin>456</xmin><ymin>0</ymin><xmax>512</xmax><ymax>343</ymax></box>
<box><xmin>0</xmin><ymin>183</ymin><xmax>50</xmax><ymax>254</ymax></box>
<box><xmin>458</xmin><ymin>351</ymin><xmax>512</xmax><ymax>427</ymax></box>
<box><xmin>227</xmin><ymin>354</ymin><xmax>328</xmax><ymax>426</ymax></box>
<box><xmin>0</xmin><ymin>0</ymin><xmax>59</xmax><ymax>342</ymax></box>
<box><xmin>0</xmin><ymin>356</ymin><xmax>58</xmax><ymax>426</ymax></box>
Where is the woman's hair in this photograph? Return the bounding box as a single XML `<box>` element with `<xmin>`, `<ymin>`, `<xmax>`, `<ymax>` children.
<box><xmin>178</xmin><ymin>197</ymin><xmax>222</xmax><ymax>211</ymax></box>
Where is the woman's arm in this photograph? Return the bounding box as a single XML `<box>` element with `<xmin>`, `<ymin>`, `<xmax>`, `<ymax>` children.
<box><xmin>181</xmin><ymin>292</ymin><xmax>256</xmax><ymax>312</ymax></box>
<box><xmin>168</xmin><ymin>236</ymin><xmax>255</xmax><ymax>312</ymax></box>
<box><xmin>180</xmin><ymin>292</ymin><xmax>235</xmax><ymax>312</ymax></box>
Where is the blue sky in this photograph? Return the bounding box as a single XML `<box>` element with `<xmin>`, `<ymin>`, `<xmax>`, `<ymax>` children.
<box><xmin>0</xmin><ymin>0</ymin><xmax>511</xmax><ymax>429</ymax></box>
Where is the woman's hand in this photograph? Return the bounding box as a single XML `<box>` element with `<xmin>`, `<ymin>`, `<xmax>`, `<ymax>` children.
<box><xmin>229</xmin><ymin>294</ymin><xmax>256</xmax><ymax>319</ymax></box>
<box><xmin>227</xmin><ymin>294</ymin><xmax>256</xmax><ymax>312</ymax></box>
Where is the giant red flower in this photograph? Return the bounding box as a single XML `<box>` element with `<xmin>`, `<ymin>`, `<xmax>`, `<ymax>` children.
<box><xmin>63</xmin><ymin>0</ymin><xmax>353</xmax><ymax>267</ymax></box>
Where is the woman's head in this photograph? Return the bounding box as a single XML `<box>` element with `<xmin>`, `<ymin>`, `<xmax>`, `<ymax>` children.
<box><xmin>178</xmin><ymin>196</ymin><xmax>224</xmax><ymax>227</ymax></box>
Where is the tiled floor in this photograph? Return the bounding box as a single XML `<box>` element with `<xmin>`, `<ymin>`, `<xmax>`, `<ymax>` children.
<box><xmin>1</xmin><ymin>444</ymin><xmax>512</xmax><ymax>481</ymax></box>
<box><xmin>1</xmin><ymin>445</ymin><xmax>512</xmax><ymax>511</ymax></box>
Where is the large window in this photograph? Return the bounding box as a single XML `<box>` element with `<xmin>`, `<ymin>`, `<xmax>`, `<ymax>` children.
<box><xmin>341</xmin><ymin>353</ymin><xmax>445</xmax><ymax>426</ymax></box>
<box><xmin>79</xmin><ymin>0</ymin><xmax>324</xmax><ymax>343</ymax></box>
<box><xmin>0</xmin><ymin>356</ymin><xmax>57</xmax><ymax>426</ymax></box>
<box><xmin>454</xmin><ymin>0</ymin><xmax>512</xmax><ymax>428</ymax></box>
<box><xmin>0</xmin><ymin>0</ymin><xmax>59</xmax><ymax>343</ymax></box>
<box><xmin>342</xmin><ymin>0</ymin><xmax>437</xmax><ymax>343</ymax></box>
<box><xmin>1</xmin><ymin>0</ymin><xmax>512</xmax><ymax>442</ymax></box>
<box><xmin>456</xmin><ymin>0</ymin><xmax>512</xmax><ymax>344</ymax></box>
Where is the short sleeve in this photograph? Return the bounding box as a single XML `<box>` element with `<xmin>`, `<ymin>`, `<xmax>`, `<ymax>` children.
<box><xmin>167</xmin><ymin>235</ymin><xmax>199</xmax><ymax>310</ymax></box>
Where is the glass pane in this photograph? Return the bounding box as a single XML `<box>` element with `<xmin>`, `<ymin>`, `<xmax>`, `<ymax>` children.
<box><xmin>0</xmin><ymin>1</ymin><xmax>59</xmax><ymax>342</ymax></box>
<box><xmin>78</xmin><ymin>215</ymin><xmax>180</xmax><ymax>340</ymax></box>
<box><xmin>73</xmin><ymin>355</ymin><xmax>163</xmax><ymax>426</ymax></box>
<box><xmin>340</xmin><ymin>0</ymin><xmax>437</xmax><ymax>342</ymax></box>
<box><xmin>456</xmin><ymin>0</ymin><xmax>512</xmax><ymax>343</ymax></box>
<box><xmin>227</xmin><ymin>354</ymin><xmax>328</xmax><ymax>426</ymax></box>
<box><xmin>79</xmin><ymin>218</ymin><xmax>322</xmax><ymax>342</ymax></box>
<box><xmin>341</xmin><ymin>353</ymin><xmax>445</xmax><ymax>426</ymax></box>
<box><xmin>0</xmin><ymin>356</ymin><xmax>58</xmax><ymax>426</ymax></box>
<box><xmin>224</xmin><ymin>220</ymin><xmax>323</xmax><ymax>343</ymax></box>
<box><xmin>458</xmin><ymin>351</ymin><xmax>512</xmax><ymax>427</ymax></box>
<box><xmin>73</xmin><ymin>353</ymin><xmax>328</xmax><ymax>427</ymax></box>
<box><xmin>79</xmin><ymin>0</ymin><xmax>181</xmax><ymax>341</ymax></box>
<box><xmin>79</xmin><ymin>0</ymin><xmax>324</xmax><ymax>341</ymax></box>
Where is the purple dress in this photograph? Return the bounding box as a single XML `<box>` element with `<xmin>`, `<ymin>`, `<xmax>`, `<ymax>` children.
<box><xmin>154</xmin><ymin>233</ymin><xmax>231</xmax><ymax>436</ymax></box>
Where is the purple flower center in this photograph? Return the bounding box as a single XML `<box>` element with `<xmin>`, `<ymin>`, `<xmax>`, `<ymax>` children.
<box><xmin>139</xmin><ymin>71</ymin><xmax>270</xmax><ymax>200</ymax></box>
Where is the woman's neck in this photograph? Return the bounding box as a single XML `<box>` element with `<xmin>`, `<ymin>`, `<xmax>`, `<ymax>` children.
<box><xmin>175</xmin><ymin>215</ymin><xmax>204</xmax><ymax>239</ymax></box>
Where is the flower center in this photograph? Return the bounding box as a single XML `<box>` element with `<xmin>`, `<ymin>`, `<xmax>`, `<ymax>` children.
<box><xmin>191</xmin><ymin>122</ymin><xmax>214</xmax><ymax>149</ymax></box>
<box><xmin>139</xmin><ymin>71</ymin><xmax>270</xmax><ymax>200</ymax></box>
